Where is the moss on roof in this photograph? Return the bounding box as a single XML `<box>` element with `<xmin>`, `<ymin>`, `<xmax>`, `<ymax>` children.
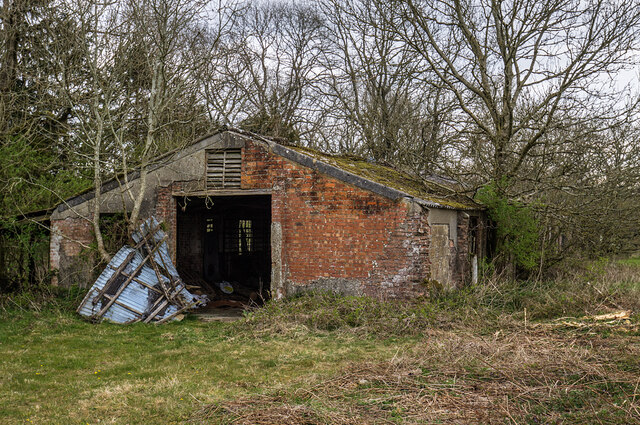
<box><xmin>290</xmin><ymin>146</ymin><xmax>480</xmax><ymax>210</ymax></box>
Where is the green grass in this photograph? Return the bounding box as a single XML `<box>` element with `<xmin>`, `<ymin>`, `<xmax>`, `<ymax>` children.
<box><xmin>0</xmin><ymin>309</ymin><xmax>406</xmax><ymax>424</ymax></box>
<box><xmin>0</xmin><ymin>304</ymin><xmax>416</xmax><ymax>424</ymax></box>
<box><xmin>1</xmin><ymin>259</ymin><xmax>640</xmax><ymax>424</ymax></box>
<box><xmin>617</xmin><ymin>256</ymin><xmax>640</xmax><ymax>267</ymax></box>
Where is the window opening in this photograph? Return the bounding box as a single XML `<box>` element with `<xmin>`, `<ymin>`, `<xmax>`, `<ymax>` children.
<box><xmin>238</xmin><ymin>220</ymin><xmax>252</xmax><ymax>255</ymax></box>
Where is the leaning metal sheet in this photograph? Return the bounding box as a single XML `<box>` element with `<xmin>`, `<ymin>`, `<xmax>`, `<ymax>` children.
<box><xmin>77</xmin><ymin>216</ymin><xmax>207</xmax><ymax>324</ymax></box>
<box><xmin>77</xmin><ymin>246</ymin><xmax>179</xmax><ymax>323</ymax></box>
<box><xmin>131</xmin><ymin>216</ymin><xmax>180</xmax><ymax>280</ymax></box>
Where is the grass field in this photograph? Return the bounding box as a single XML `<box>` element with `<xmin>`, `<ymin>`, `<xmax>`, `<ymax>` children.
<box><xmin>1</xmin><ymin>261</ymin><xmax>640</xmax><ymax>424</ymax></box>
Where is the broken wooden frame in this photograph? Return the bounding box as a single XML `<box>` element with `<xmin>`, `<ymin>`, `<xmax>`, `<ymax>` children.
<box><xmin>77</xmin><ymin>217</ymin><xmax>208</xmax><ymax>324</ymax></box>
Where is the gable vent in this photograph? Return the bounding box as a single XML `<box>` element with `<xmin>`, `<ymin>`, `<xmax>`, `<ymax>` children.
<box><xmin>206</xmin><ymin>149</ymin><xmax>241</xmax><ymax>188</ymax></box>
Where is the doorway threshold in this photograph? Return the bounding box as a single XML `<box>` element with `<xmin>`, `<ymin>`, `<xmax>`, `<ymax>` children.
<box><xmin>192</xmin><ymin>307</ymin><xmax>245</xmax><ymax>322</ymax></box>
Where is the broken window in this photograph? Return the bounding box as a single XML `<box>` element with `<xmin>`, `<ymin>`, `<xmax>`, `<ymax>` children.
<box><xmin>222</xmin><ymin>219</ymin><xmax>254</xmax><ymax>255</ymax></box>
<box><xmin>206</xmin><ymin>149</ymin><xmax>241</xmax><ymax>188</ymax></box>
<box><xmin>238</xmin><ymin>219</ymin><xmax>252</xmax><ymax>255</ymax></box>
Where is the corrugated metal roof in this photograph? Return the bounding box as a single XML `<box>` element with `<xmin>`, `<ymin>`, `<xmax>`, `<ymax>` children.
<box><xmin>77</xmin><ymin>217</ymin><xmax>207</xmax><ymax>324</ymax></box>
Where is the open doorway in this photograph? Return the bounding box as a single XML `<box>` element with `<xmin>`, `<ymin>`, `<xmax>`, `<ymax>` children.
<box><xmin>176</xmin><ymin>195</ymin><xmax>271</xmax><ymax>306</ymax></box>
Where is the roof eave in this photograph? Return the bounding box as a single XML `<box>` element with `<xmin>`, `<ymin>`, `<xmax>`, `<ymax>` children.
<box><xmin>53</xmin><ymin>129</ymin><xmax>483</xmax><ymax>214</ymax></box>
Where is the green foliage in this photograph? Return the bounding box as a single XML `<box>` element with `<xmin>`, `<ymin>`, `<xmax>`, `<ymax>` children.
<box><xmin>0</xmin><ymin>134</ymin><xmax>90</xmax><ymax>293</ymax></box>
<box><xmin>0</xmin><ymin>220</ymin><xmax>51</xmax><ymax>293</ymax></box>
<box><xmin>477</xmin><ymin>182</ymin><xmax>540</xmax><ymax>272</ymax></box>
<box><xmin>0</xmin><ymin>135</ymin><xmax>90</xmax><ymax>217</ymax></box>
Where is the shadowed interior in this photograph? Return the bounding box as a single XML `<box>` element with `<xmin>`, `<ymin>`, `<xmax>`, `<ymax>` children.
<box><xmin>176</xmin><ymin>195</ymin><xmax>271</xmax><ymax>304</ymax></box>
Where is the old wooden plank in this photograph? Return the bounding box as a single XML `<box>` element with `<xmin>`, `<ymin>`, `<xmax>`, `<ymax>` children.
<box><xmin>154</xmin><ymin>301</ymin><xmax>197</xmax><ymax>325</ymax></box>
<box><xmin>144</xmin><ymin>240</ymin><xmax>172</xmax><ymax>302</ymax></box>
<box><xmin>101</xmin><ymin>294</ymin><xmax>144</xmax><ymax>316</ymax></box>
<box><xmin>143</xmin><ymin>299</ymin><xmax>169</xmax><ymax>323</ymax></box>
<box><xmin>107</xmin><ymin>266</ymin><xmax>164</xmax><ymax>294</ymax></box>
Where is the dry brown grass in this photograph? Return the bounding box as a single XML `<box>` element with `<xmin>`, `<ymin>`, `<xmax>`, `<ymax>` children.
<box><xmin>192</xmin><ymin>318</ymin><xmax>640</xmax><ymax>424</ymax></box>
<box><xmin>187</xmin><ymin>262</ymin><xmax>640</xmax><ymax>424</ymax></box>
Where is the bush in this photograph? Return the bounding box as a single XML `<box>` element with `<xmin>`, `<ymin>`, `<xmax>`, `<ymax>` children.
<box><xmin>477</xmin><ymin>182</ymin><xmax>540</xmax><ymax>273</ymax></box>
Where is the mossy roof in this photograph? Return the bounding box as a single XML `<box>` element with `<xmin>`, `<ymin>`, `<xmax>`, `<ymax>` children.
<box><xmin>289</xmin><ymin>146</ymin><xmax>481</xmax><ymax>210</ymax></box>
<box><xmin>47</xmin><ymin>130</ymin><xmax>482</xmax><ymax>215</ymax></box>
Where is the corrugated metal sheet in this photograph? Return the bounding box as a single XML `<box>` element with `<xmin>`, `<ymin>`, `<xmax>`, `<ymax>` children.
<box><xmin>77</xmin><ymin>217</ymin><xmax>207</xmax><ymax>324</ymax></box>
<box><xmin>132</xmin><ymin>216</ymin><xmax>181</xmax><ymax>280</ymax></box>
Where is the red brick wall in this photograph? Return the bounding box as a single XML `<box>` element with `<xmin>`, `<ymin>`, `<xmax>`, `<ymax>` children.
<box><xmin>50</xmin><ymin>217</ymin><xmax>95</xmax><ymax>287</ymax></box>
<box><xmin>242</xmin><ymin>141</ymin><xmax>431</xmax><ymax>298</ymax></box>
<box><xmin>50</xmin><ymin>138</ymin><xmax>477</xmax><ymax>295</ymax></box>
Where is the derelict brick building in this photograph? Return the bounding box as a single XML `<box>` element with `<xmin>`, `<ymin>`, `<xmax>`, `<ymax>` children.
<box><xmin>49</xmin><ymin>130</ymin><xmax>486</xmax><ymax>298</ymax></box>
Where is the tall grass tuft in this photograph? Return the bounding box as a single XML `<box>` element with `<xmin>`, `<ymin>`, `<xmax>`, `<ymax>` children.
<box><xmin>0</xmin><ymin>284</ymin><xmax>85</xmax><ymax>318</ymax></box>
<box><xmin>234</xmin><ymin>259</ymin><xmax>640</xmax><ymax>338</ymax></box>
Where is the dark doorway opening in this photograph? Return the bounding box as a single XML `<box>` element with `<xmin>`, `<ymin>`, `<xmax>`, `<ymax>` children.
<box><xmin>176</xmin><ymin>195</ymin><xmax>271</xmax><ymax>305</ymax></box>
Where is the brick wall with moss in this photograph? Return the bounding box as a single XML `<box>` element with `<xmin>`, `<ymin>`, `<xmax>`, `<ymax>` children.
<box><xmin>242</xmin><ymin>140</ymin><xmax>435</xmax><ymax>298</ymax></box>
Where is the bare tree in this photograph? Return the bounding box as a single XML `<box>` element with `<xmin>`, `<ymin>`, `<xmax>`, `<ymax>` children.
<box><xmin>50</xmin><ymin>0</ymin><xmax>210</xmax><ymax>263</ymax></box>
<box><xmin>200</xmin><ymin>1</ymin><xmax>325</xmax><ymax>141</ymax></box>
<box><xmin>386</xmin><ymin>0</ymin><xmax>640</xmax><ymax>192</ymax></box>
<box><xmin>537</xmin><ymin>116</ymin><xmax>640</xmax><ymax>261</ymax></box>
<box><xmin>317</xmin><ymin>0</ymin><xmax>457</xmax><ymax>176</ymax></box>
<box><xmin>193</xmin><ymin>0</ymin><xmax>248</xmax><ymax>127</ymax></box>
<box><xmin>113</xmin><ymin>0</ymin><xmax>208</xmax><ymax>229</ymax></box>
<box><xmin>51</xmin><ymin>0</ymin><xmax>132</xmax><ymax>262</ymax></box>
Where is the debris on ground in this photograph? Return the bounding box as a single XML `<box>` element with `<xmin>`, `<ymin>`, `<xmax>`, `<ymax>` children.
<box><xmin>531</xmin><ymin>310</ymin><xmax>636</xmax><ymax>332</ymax></box>
<box><xmin>77</xmin><ymin>217</ymin><xmax>208</xmax><ymax>324</ymax></box>
<box><xmin>587</xmin><ymin>310</ymin><xmax>630</xmax><ymax>321</ymax></box>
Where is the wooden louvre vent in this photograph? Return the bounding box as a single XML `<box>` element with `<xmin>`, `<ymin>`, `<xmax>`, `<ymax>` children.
<box><xmin>206</xmin><ymin>148</ymin><xmax>241</xmax><ymax>188</ymax></box>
